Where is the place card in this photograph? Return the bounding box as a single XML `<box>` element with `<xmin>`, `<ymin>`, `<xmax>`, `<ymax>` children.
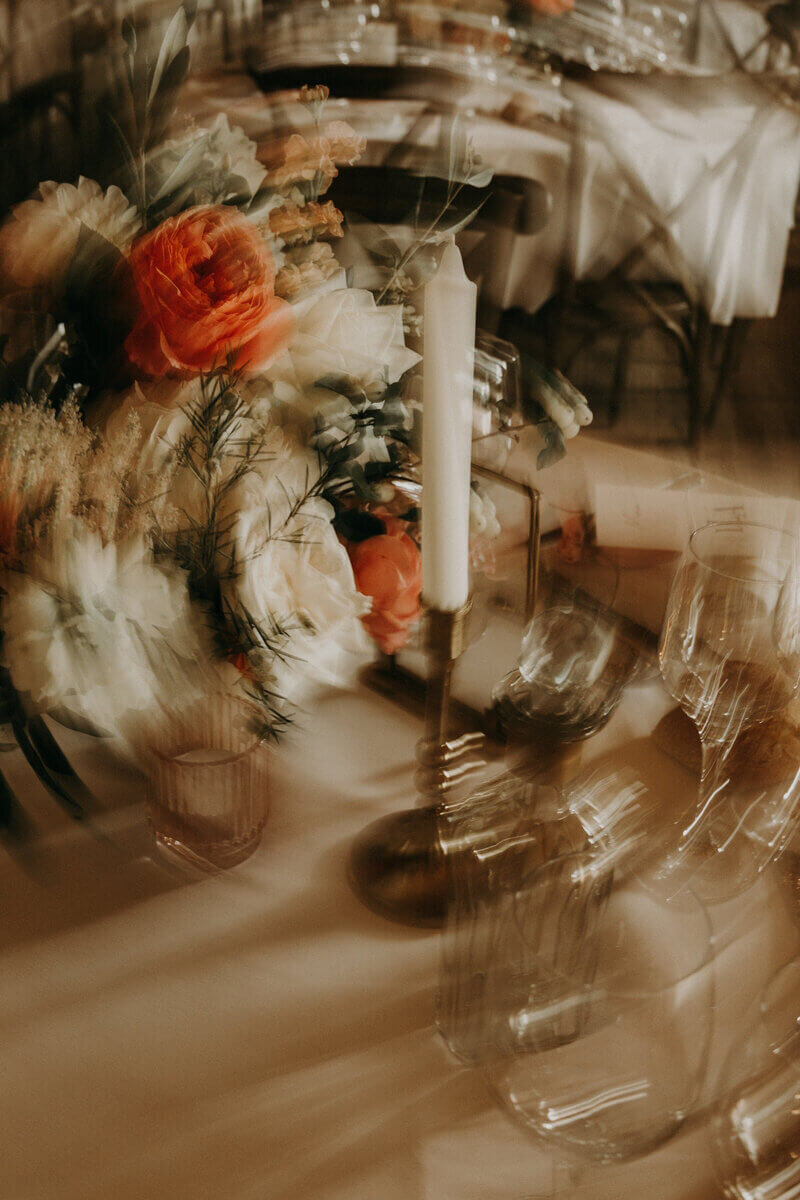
<box><xmin>594</xmin><ymin>482</ymin><xmax>800</xmax><ymax>551</ymax></box>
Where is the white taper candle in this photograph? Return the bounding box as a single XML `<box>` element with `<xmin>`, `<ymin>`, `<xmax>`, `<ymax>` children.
<box><xmin>422</xmin><ymin>238</ymin><xmax>477</xmax><ymax>612</ymax></box>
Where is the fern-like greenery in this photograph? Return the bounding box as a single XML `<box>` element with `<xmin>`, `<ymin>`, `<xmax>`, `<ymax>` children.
<box><xmin>153</xmin><ymin>365</ymin><xmax>358</xmax><ymax>740</ymax></box>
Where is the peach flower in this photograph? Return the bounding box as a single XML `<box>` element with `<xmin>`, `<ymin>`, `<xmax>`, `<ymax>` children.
<box><xmin>125</xmin><ymin>205</ymin><xmax>294</xmax><ymax>377</ymax></box>
<box><xmin>523</xmin><ymin>0</ymin><xmax>575</xmax><ymax>13</ymax></box>
<box><xmin>348</xmin><ymin>518</ymin><xmax>422</xmax><ymax>656</ymax></box>
<box><xmin>557</xmin><ymin>513</ymin><xmax>585</xmax><ymax>564</ymax></box>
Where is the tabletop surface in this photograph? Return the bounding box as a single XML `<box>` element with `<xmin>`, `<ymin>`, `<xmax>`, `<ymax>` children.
<box><xmin>1</xmin><ymin>613</ymin><xmax>798</xmax><ymax>1199</ymax></box>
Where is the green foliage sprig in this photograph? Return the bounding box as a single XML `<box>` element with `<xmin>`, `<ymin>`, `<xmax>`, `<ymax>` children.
<box><xmin>366</xmin><ymin>117</ymin><xmax>493</xmax><ymax>306</ymax></box>
<box><xmin>107</xmin><ymin>7</ymin><xmax>195</xmax><ymax>225</ymax></box>
<box><xmin>155</xmin><ymin>366</ymin><xmax>360</xmax><ymax>739</ymax></box>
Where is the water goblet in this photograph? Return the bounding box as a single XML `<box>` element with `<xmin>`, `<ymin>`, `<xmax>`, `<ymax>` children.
<box><xmin>492</xmin><ymin>553</ymin><xmax>640</xmax><ymax>755</ymax></box>
<box><xmin>481</xmin><ymin>851</ymin><xmax>714</xmax><ymax>1164</ymax></box>
<box><xmin>657</xmin><ymin>522</ymin><xmax>800</xmax><ymax>898</ymax></box>
<box><xmin>713</xmin><ymin>958</ymin><xmax>800</xmax><ymax>1200</ymax></box>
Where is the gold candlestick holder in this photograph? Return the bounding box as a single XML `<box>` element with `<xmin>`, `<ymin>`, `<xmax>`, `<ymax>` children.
<box><xmin>348</xmin><ymin>601</ymin><xmax>487</xmax><ymax>927</ymax></box>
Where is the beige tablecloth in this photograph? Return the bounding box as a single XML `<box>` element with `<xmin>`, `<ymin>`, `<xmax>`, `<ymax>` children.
<box><xmin>0</xmin><ymin>618</ymin><xmax>798</xmax><ymax>1198</ymax></box>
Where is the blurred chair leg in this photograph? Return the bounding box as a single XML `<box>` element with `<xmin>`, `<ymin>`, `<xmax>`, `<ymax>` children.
<box><xmin>608</xmin><ymin>332</ymin><xmax>633</xmax><ymax>429</ymax></box>
<box><xmin>704</xmin><ymin>317</ymin><xmax>750</xmax><ymax>431</ymax></box>
<box><xmin>687</xmin><ymin>308</ymin><xmax>711</xmax><ymax>446</ymax></box>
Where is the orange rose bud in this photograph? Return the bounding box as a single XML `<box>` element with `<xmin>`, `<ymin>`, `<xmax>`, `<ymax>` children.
<box><xmin>348</xmin><ymin>519</ymin><xmax>423</xmax><ymax>656</ymax></box>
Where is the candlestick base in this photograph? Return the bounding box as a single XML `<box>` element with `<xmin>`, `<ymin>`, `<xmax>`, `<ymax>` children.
<box><xmin>348</xmin><ymin>602</ymin><xmax>488</xmax><ymax>927</ymax></box>
<box><xmin>348</xmin><ymin>805</ymin><xmax>448</xmax><ymax>927</ymax></box>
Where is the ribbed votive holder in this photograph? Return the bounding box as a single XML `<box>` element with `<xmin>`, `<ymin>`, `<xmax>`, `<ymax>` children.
<box><xmin>144</xmin><ymin>694</ymin><xmax>270</xmax><ymax>871</ymax></box>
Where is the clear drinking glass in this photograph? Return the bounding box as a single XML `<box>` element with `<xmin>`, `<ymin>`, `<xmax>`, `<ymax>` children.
<box><xmin>657</xmin><ymin>522</ymin><xmax>800</xmax><ymax>897</ymax></box>
<box><xmin>143</xmin><ymin>694</ymin><xmax>271</xmax><ymax>871</ymax></box>
<box><xmin>482</xmin><ymin>852</ymin><xmax>714</xmax><ymax>1164</ymax></box>
<box><xmin>492</xmin><ymin>557</ymin><xmax>640</xmax><ymax>747</ymax></box>
<box><xmin>437</xmin><ymin>773</ymin><xmax>579</xmax><ymax>1066</ymax></box>
<box><xmin>438</xmin><ymin>766</ymin><xmax>675</xmax><ymax>1067</ymax></box>
<box><xmin>713</xmin><ymin>959</ymin><xmax>800</xmax><ymax>1200</ymax></box>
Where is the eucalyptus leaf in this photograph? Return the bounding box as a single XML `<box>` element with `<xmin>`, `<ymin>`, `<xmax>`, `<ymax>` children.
<box><xmin>429</xmin><ymin>198</ymin><xmax>488</xmax><ymax>242</ymax></box>
<box><xmin>149</xmin><ymin>7</ymin><xmax>189</xmax><ymax>104</ymax></box>
<box><xmin>536</xmin><ymin>421</ymin><xmax>566</xmax><ymax>470</ymax></box>
<box><xmin>105</xmin><ymin>109</ymin><xmax>140</xmax><ymax>203</ymax></box>
<box><xmin>349</xmin><ymin>218</ymin><xmax>403</xmax><ymax>267</ymax></box>
<box><xmin>147</xmin><ymin>45</ymin><xmax>191</xmax><ymax>148</ymax></box>
<box><xmin>150</xmin><ymin>137</ymin><xmax>210</xmax><ymax>203</ymax></box>
<box><xmin>348</xmin><ymin>463</ymin><xmax>376</xmax><ymax>502</ymax></box>
<box><xmin>468</xmin><ymin>166</ymin><xmax>494</xmax><ymax>189</ymax></box>
<box><xmin>223</xmin><ymin>172</ymin><xmax>255</xmax><ymax>202</ymax></box>
<box><xmin>154</xmin><ymin>43</ymin><xmax>191</xmax><ymax>106</ymax></box>
<box><xmin>445</xmin><ymin>116</ymin><xmax>468</xmax><ymax>189</ymax></box>
<box><xmin>121</xmin><ymin>18</ymin><xmax>137</xmax><ymax>52</ymax></box>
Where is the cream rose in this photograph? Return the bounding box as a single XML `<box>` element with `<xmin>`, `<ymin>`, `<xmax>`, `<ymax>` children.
<box><xmin>0</xmin><ymin>177</ymin><xmax>140</xmax><ymax>294</ymax></box>
<box><xmin>270</xmin><ymin>287</ymin><xmax>421</xmax><ymax>392</ymax></box>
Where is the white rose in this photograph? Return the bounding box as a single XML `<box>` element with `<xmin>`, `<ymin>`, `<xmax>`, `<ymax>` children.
<box><xmin>1</xmin><ymin>525</ymin><xmax>211</xmax><ymax>737</ymax></box>
<box><xmin>157</xmin><ymin>114</ymin><xmax>266</xmax><ymax>203</ymax></box>
<box><xmin>227</xmin><ymin>491</ymin><xmax>369</xmax><ymax>707</ymax></box>
<box><xmin>272</xmin><ymin>288</ymin><xmax>421</xmax><ymax>391</ymax></box>
<box><xmin>205</xmin><ymin>113</ymin><xmax>266</xmax><ymax>199</ymax></box>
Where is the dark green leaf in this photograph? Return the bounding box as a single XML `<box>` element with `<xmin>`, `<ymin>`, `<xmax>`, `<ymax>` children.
<box><xmin>468</xmin><ymin>167</ymin><xmax>494</xmax><ymax>189</ymax></box>
<box><xmin>345</xmin><ymin>462</ymin><xmax>373</xmax><ymax>501</ymax></box>
<box><xmin>441</xmin><ymin>115</ymin><xmax>468</xmax><ymax>190</ymax></box>
<box><xmin>433</xmin><ymin>197</ymin><xmax>488</xmax><ymax>241</ymax></box>
<box><xmin>147</xmin><ymin>45</ymin><xmax>191</xmax><ymax>148</ymax></box>
<box><xmin>149</xmin><ymin>8</ymin><xmax>189</xmax><ymax>103</ymax></box>
<box><xmin>332</xmin><ymin>510</ymin><xmax>385</xmax><ymax>543</ymax></box>
<box><xmin>536</xmin><ymin>420</ymin><xmax>566</xmax><ymax>470</ymax></box>
<box><xmin>348</xmin><ymin>218</ymin><xmax>403</xmax><ymax>267</ymax></box>
<box><xmin>121</xmin><ymin>17</ymin><xmax>137</xmax><ymax>51</ymax></box>
<box><xmin>64</xmin><ymin>225</ymin><xmax>124</xmax><ymax>301</ymax></box>
<box><xmin>153</xmin><ymin>42</ymin><xmax>191</xmax><ymax>105</ymax></box>
<box><xmin>223</xmin><ymin>173</ymin><xmax>255</xmax><ymax>201</ymax></box>
<box><xmin>364</xmin><ymin>460</ymin><xmax>393</xmax><ymax>482</ymax></box>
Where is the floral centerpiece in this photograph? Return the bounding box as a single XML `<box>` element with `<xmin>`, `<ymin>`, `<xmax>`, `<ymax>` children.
<box><xmin>0</xmin><ymin>7</ymin><xmax>590</xmax><ymax>752</ymax></box>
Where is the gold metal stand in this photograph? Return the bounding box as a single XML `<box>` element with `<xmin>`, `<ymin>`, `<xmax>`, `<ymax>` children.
<box><xmin>348</xmin><ymin>601</ymin><xmax>487</xmax><ymax>927</ymax></box>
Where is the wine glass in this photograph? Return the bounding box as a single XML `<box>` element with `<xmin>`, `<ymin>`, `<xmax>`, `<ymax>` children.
<box><xmin>774</xmin><ymin>532</ymin><xmax>800</xmax><ymax>685</ymax></box>
<box><xmin>481</xmin><ymin>851</ymin><xmax>714</xmax><ymax>1164</ymax></box>
<box><xmin>713</xmin><ymin>958</ymin><xmax>800</xmax><ymax>1200</ymax></box>
<box><xmin>492</xmin><ymin>554</ymin><xmax>641</xmax><ymax>751</ymax></box>
<box><xmin>657</xmin><ymin>521</ymin><xmax>800</xmax><ymax>898</ymax></box>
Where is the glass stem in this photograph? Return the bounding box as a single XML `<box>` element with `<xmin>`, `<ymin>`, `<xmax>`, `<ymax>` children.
<box><xmin>679</xmin><ymin>737</ymin><xmax>732</xmax><ymax>853</ymax></box>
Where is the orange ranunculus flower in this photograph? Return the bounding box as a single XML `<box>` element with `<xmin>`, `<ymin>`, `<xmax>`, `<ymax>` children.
<box><xmin>124</xmin><ymin>205</ymin><xmax>295</xmax><ymax>377</ymax></box>
<box><xmin>348</xmin><ymin>518</ymin><xmax>422</xmax><ymax>656</ymax></box>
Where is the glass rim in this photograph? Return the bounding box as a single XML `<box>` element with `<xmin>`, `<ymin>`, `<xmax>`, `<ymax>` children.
<box><xmin>150</xmin><ymin>697</ymin><xmax>267</xmax><ymax>768</ymax></box>
<box><xmin>687</xmin><ymin>520</ymin><xmax>799</xmax><ymax>587</ymax></box>
<box><xmin>511</xmin><ymin>849</ymin><xmax>714</xmax><ymax>997</ymax></box>
<box><xmin>759</xmin><ymin>958</ymin><xmax>800</xmax><ymax>1023</ymax></box>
